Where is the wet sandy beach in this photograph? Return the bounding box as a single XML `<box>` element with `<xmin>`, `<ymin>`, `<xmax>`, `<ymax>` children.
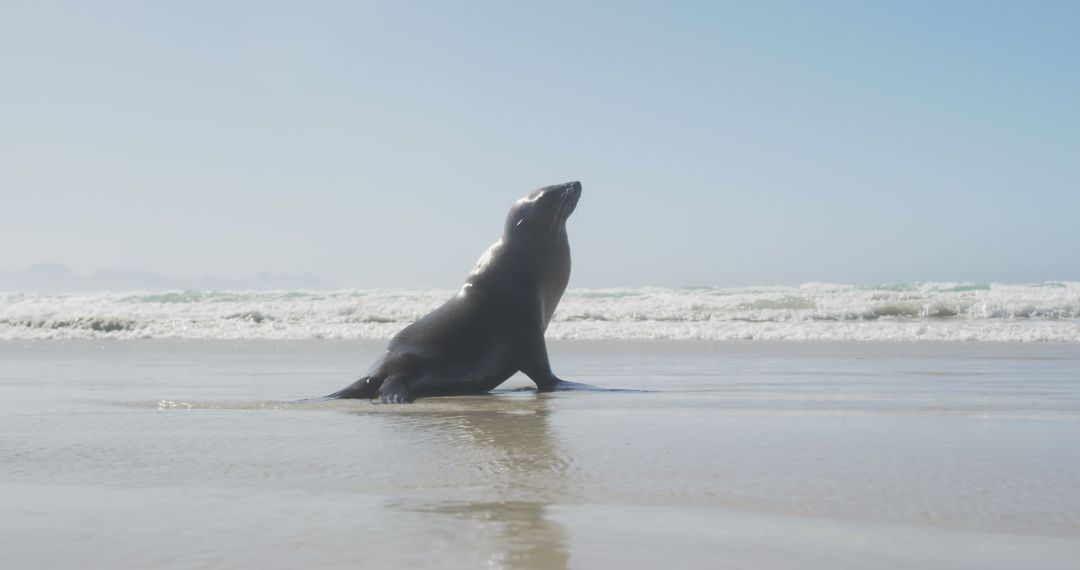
<box><xmin>2</xmin><ymin>340</ymin><xmax>1079</xmax><ymax>569</ymax></box>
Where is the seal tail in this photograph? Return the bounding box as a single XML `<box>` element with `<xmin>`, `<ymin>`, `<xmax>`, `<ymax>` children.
<box><xmin>325</xmin><ymin>375</ymin><xmax>383</xmax><ymax>400</ymax></box>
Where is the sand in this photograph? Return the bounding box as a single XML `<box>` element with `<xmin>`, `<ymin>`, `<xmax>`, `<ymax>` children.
<box><xmin>2</xmin><ymin>340</ymin><xmax>1079</xmax><ymax>569</ymax></box>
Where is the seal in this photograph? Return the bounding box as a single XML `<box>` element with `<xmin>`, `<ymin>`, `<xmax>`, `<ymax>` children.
<box><xmin>328</xmin><ymin>181</ymin><xmax>583</xmax><ymax>403</ymax></box>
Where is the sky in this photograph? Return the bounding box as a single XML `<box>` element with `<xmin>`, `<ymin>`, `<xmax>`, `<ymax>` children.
<box><xmin>2</xmin><ymin>1</ymin><xmax>1078</xmax><ymax>288</ymax></box>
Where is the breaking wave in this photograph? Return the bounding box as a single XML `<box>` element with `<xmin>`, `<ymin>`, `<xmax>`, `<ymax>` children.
<box><xmin>2</xmin><ymin>282</ymin><xmax>1079</xmax><ymax>342</ymax></box>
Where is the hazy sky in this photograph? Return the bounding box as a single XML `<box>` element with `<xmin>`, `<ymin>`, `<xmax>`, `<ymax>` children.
<box><xmin>2</xmin><ymin>1</ymin><xmax>1077</xmax><ymax>287</ymax></box>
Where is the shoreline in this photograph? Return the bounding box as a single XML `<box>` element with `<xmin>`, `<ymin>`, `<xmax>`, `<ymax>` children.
<box><xmin>4</xmin><ymin>336</ymin><xmax>1080</xmax><ymax>346</ymax></box>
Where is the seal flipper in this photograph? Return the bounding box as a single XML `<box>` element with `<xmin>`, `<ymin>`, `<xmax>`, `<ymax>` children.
<box><xmin>516</xmin><ymin>319</ymin><xmax>565</xmax><ymax>392</ymax></box>
<box><xmin>517</xmin><ymin>335</ymin><xmax>595</xmax><ymax>392</ymax></box>
<box><xmin>551</xmin><ymin>379</ymin><xmax>592</xmax><ymax>390</ymax></box>
<box><xmin>326</xmin><ymin>375</ymin><xmax>384</xmax><ymax>399</ymax></box>
<box><xmin>377</xmin><ymin>375</ymin><xmax>412</xmax><ymax>404</ymax></box>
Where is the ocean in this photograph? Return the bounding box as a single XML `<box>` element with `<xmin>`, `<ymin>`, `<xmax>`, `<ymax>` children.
<box><xmin>2</xmin><ymin>285</ymin><xmax>1079</xmax><ymax>568</ymax></box>
<box><xmin>2</xmin><ymin>282</ymin><xmax>1080</xmax><ymax>342</ymax></box>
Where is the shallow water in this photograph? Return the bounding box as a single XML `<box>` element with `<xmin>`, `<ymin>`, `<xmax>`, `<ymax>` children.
<box><xmin>2</xmin><ymin>340</ymin><xmax>1079</xmax><ymax>569</ymax></box>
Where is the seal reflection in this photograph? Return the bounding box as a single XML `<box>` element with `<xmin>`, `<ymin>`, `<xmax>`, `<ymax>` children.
<box><xmin>419</xmin><ymin>501</ymin><xmax>569</xmax><ymax>570</ymax></box>
<box><xmin>356</xmin><ymin>395</ymin><xmax>573</xmax><ymax>569</ymax></box>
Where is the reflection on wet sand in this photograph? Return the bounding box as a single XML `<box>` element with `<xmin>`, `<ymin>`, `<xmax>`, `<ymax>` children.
<box><xmin>353</xmin><ymin>395</ymin><xmax>572</xmax><ymax>570</ymax></box>
<box><xmin>419</xmin><ymin>501</ymin><xmax>569</xmax><ymax>570</ymax></box>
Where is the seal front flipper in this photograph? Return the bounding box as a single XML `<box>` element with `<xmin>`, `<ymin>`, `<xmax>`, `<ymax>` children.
<box><xmin>529</xmin><ymin>375</ymin><xmax>597</xmax><ymax>393</ymax></box>
<box><xmin>551</xmin><ymin>379</ymin><xmax>593</xmax><ymax>391</ymax></box>
<box><xmin>517</xmin><ymin>327</ymin><xmax>565</xmax><ymax>392</ymax></box>
<box><xmin>513</xmin><ymin>293</ymin><xmax>589</xmax><ymax>393</ymax></box>
<box><xmin>515</xmin><ymin>323</ymin><xmax>593</xmax><ymax>392</ymax></box>
<box><xmin>326</xmin><ymin>375</ymin><xmax>384</xmax><ymax>399</ymax></box>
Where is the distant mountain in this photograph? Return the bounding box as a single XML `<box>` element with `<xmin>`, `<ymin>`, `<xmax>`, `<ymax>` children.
<box><xmin>0</xmin><ymin>264</ymin><xmax>335</xmax><ymax>292</ymax></box>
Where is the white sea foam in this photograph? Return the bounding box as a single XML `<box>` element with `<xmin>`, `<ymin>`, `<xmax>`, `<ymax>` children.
<box><xmin>1</xmin><ymin>283</ymin><xmax>1079</xmax><ymax>342</ymax></box>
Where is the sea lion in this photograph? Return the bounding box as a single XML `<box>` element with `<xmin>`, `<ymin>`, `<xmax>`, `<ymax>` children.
<box><xmin>329</xmin><ymin>181</ymin><xmax>583</xmax><ymax>403</ymax></box>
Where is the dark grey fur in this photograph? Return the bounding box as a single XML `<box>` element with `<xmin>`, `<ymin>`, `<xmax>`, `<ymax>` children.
<box><xmin>329</xmin><ymin>181</ymin><xmax>582</xmax><ymax>403</ymax></box>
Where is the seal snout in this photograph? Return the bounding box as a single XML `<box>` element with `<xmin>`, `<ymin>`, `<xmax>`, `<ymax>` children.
<box><xmin>563</xmin><ymin>181</ymin><xmax>582</xmax><ymax>201</ymax></box>
<box><xmin>562</xmin><ymin>181</ymin><xmax>581</xmax><ymax>218</ymax></box>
